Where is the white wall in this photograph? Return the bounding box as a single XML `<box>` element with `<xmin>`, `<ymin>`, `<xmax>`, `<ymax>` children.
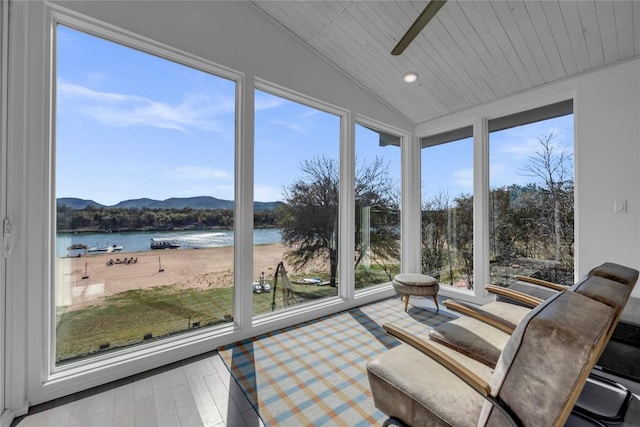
<box><xmin>575</xmin><ymin>61</ymin><xmax>640</xmax><ymax>282</ymax></box>
<box><xmin>416</xmin><ymin>58</ymin><xmax>640</xmax><ymax>295</ymax></box>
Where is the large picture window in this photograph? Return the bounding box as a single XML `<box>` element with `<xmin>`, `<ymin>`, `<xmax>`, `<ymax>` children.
<box><xmin>354</xmin><ymin>123</ymin><xmax>401</xmax><ymax>291</ymax></box>
<box><xmin>421</xmin><ymin>130</ymin><xmax>474</xmax><ymax>290</ymax></box>
<box><xmin>253</xmin><ymin>88</ymin><xmax>340</xmax><ymax>315</ymax></box>
<box><xmin>489</xmin><ymin>106</ymin><xmax>574</xmax><ymax>286</ymax></box>
<box><xmin>54</xmin><ymin>25</ymin><xmax>237</xmax><ymax>363</ymax></box>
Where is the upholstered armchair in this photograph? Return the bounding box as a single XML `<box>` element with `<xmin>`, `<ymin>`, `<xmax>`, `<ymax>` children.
<box><xmin>367</xmin><ymin>291</ymin><xmax>615</xmax><ymax>426</ymax></box>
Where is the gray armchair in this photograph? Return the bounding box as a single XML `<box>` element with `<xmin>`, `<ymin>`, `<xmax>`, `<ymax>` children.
<box><xmin>367</xmin><ymin>291</ymin><xmax>616</xmax><ymax>426</ymax></box>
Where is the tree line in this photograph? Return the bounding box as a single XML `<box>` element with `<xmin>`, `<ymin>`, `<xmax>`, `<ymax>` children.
<box><xmin>422</xmin><ymin>182</ymin><xmax>574</xmax><ymax>288</ymax></box>
<box><xmin>276</xmin><ymin>132</ymin><xmax>572</xmax><ymax>289</ymax></box>
<box><xmin>422</xmin><ymin>133</ymin><xmax>574</xmax><ymax>288</ymax></box>
<box><xmin>56</xmin><ymin>205</ymin><xmax>278</xmax><ymax>232</ymax></box>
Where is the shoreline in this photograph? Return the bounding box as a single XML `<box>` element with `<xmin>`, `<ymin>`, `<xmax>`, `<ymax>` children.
<box><xmin>58</xmin><ymin>243</ymin><xmax>292</xmax><ymax>311</ymax></box>
<box><xmin>58</xmin><ymin>228</ymin><xmax>282</xmax><ymax>256</ymax></box>
<box><xmin>57</xmin><ymin>225</ymin><xmax>279</xmax><ymax>234</ymax></box>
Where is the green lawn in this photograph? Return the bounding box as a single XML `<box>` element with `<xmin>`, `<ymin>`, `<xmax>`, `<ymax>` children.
<box><xmin>56</xmin><ymin>264</ymin><xmax>398</xmax><ymax>363</ymax></box>
<box><xmin>56</xmin><ymin>280</ymin><xmax>337</xmax><ymax>363</ymax></box>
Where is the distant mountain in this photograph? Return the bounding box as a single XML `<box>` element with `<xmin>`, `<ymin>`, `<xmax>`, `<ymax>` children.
<box><xmin>113</xmin><ymin>196</ymin><xmax>235</xmax><ymax>210</ymax></box>
<box><xmin>57</xmin><ymin>198</ymin><xmax>106</xmax><ymax>209</ymax></box>
<box><xmin>113</xmin><ymin>197</ymin><xmax>164</xmax><ymax>209</ymax></box>
<box><xmin>57</xmin><ymin>196</ymin><xmax>282</xmax><ymax>211</ymax></box>
<box><xmin>254</xmin><ymin>201</ymin><xmax>283</xmax><ymax>211</ymax></box>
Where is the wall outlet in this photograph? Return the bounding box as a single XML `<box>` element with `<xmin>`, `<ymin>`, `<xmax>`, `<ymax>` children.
<box><xmin>614</xmin><ymin>200</ymin><xmax>627</xmax><ymax>213</ymax></box>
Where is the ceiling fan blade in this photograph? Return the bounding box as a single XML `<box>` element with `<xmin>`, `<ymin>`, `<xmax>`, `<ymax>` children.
<box><xmin>391</xmin><ymin>0</ymin><xmax>447</xmax><ymax>56</ymax></box>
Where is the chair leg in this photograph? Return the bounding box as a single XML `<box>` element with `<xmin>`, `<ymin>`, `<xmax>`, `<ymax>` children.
<box><xmin>404</xmin><ymin>294</ymin><xmax>410</xmax><ymax>312</ymax></box>
<box><xmin>383</xmin><ymin>417</ymin><xmax>408</xmax><ymax>427</ymax></box>
<box><xmin>432</xmin><ymin>295</ymin><xmax>439</xmax><ymax>312</ymax></box>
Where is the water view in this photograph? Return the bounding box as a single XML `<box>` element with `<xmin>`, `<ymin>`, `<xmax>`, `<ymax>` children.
<box><xmin>57</xmin><ymin>228</ymin><xmax>282</xmax><ymax>257</ymax></box>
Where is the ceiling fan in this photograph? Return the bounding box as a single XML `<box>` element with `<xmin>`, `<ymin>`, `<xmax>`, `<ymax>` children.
<box><xmin>391</xmin><ymin>0</ymin><xmax>447</xmax><ymax>56</ymax></box>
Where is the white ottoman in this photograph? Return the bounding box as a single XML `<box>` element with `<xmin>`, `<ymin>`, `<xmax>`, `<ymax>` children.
<box><xmin>392</xmin><ymin>273</ymin><xmax>439</xmax><ymax>312</ymax></box>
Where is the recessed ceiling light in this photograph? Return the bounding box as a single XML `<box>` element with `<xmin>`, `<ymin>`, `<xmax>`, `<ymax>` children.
<box><xmin>403</xmin><ymin>72</ymin><xmax>418</xmax><ymax>83</ymax></box>
<box><xmin>402</xmin><ymin>72</ymin><xmax>418</xmax><ymax>83</ymax></box>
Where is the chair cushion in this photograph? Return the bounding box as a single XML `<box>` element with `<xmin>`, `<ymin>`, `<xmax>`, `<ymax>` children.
<box><xmin>496</xmin><ymin>280</ymin><xmax>557</xmax><ymax>305</ymax></box>
<box><xmin>428</xmin><ymin>302</ymin><xmax>530</xmax><ymax>368</ymax></box>
<box><xmin>394</xmin><ymin>273</ymin><xmax>438</xmax><ymax>287</ymax></box>
<box><xmin>429</xmin><ymin>316</ymin><xmax>509</xmax><ymax>367</ymax></box>
<box><xmin>571</xmin><ymin>275</ymin><xmax>629</xmax><ymax>317</ymax></box>
<box><xmin>367</xmin><ymin>340</ymin><xmax>491</xmax><ymax>427</ymax></box>
<box><xmin>479</xmin><ymin>301</ymin><xmax>531</xmax><ymax>326</ymax></box>
<box><xmin>589</xmin><ymin>262</ymin><xmax>639</xmax><ymax>287</ymax></box>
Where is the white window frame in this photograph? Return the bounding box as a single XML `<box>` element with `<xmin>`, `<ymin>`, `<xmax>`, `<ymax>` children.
<box><xmin>0</xmin><ymin>0</ymin><xmax>8</xmax><ymax>422</ymax></box>
<box><xmin>352</xmin><ymin>115</ymin><xmax>411</xmax><ymax>299</ymax></box>
<box><xmin>417</xmin><ymin>97</ymin><xmax>576</xmax><ymax>305</ymax></box>
<box><xmin>250</xmin><ymin>82</ymin><xmax>400</xmax><ymax>323</ymax></box>
<box><xmin>417</xmin><ymin>120</ymin><xmax>483</xmax><ymax>301</ymax></box>
<box><xmin>40</xmin><ymin>6</ymin><xmax>248</xmax><ymax>402</ymax></box>
<box><xmin>251</xmin><ymin>80</ymin><xmax>350</xmax><ymax>323</ymax></box>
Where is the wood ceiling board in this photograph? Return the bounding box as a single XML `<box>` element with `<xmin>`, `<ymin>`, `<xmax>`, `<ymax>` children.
<box><xmin>593</xmin><ymin>1</ymin><xmax>618</xmax><ymax>65</ymax></box>
<box><xmin>558</xmin><ymin>0</ymin><xmax>592</xmax><ymax>73</ymax></box>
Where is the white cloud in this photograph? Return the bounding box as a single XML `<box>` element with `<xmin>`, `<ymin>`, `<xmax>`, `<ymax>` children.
<box><xmin>496</xmin><ymin>136</ymin><xmax>540</xmax><ymax>158</ymax></box>
<box><xmin>270</xmin><ymin>119</ymin><xmax>303</xmax><ymax>133</ymax></box>
<box><xmin>301</xmin><ymin>108</ymin><xmax>320</xmax><ymax>119</ymax></box>
<box><xmin>171</xmin><ymin>166</ymin><xmax>231</xmax><ymax>181</ymax></box>
<box><xmin>58</xmin><ymin>81</ymin><xmax>233</xmax><ymax>133</ymax></box>
<box><xmin>494</xmin><ymin>123</ymin><xmax>571</xmax><ymax>159</ymax></box>
<box><xmin>452</xmin><ymin>167</ymin><xmax>473</xmax><ymax>191</ymax></box>
<box><xmin>254</xmin><ymin>95</ymin><xmax>285</xmax><ymax>111</ymax></box>
<box><xmin>254</xmin><ymin>185</ymin><xmax>284</xmax><ymax>202</ymax></box>
<box><xmin>59</xmin><ymin>81</ymin><xmax>141</xmax><ymax>103</ymax></box>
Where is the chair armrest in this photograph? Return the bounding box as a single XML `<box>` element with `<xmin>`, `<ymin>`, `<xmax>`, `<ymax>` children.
<box><xmin>443</xmin><ymin>299</ymin><xmax>517</xmax><ymax>334</ymax></box>
<box><xmin>383</xmin><ymin>323</ymin><xmax>491</xmax><ymax>397</ymax></box>
<box><xmin>514</xmin><ymin>275</ymin><xmax>568</xmax><ymax>292</ymax></box>
<box><xmin>485</xmin><ymin>284</ymin><xmax>544</xmax><ymax>307</ymax></box>
<box><xmin>383</xmin><ymin>323</ymin><xmax>523</xmax><ymax>426</ymax></box>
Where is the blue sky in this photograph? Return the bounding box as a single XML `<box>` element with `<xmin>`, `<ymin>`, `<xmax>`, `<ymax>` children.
<box><xmin>56</xmin><ymin>24</ymin><xmax>573</xmax><ymax>207</ymax></box>
<box><xmin>422</xmin><ymin>114</ymin><xmax>574</xmax><ymax>201</ymax></box>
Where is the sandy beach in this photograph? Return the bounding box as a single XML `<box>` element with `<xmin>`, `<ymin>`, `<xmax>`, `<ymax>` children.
<box><xmin>57</xmin><ymin>243</ymin><xmax>305</xmax><ymax>310</ymax></box>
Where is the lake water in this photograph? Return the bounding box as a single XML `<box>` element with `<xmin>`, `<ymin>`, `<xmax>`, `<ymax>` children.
<box><xmin>57</xmin><ymin>228</ymin><xmax>282</xmax><ymax>257</ymax></box>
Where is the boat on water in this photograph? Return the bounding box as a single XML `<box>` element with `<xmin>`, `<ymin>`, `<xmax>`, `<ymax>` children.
<box><xmin>87</xmin><ymin>244</ymin><xmax>123</xmax><ymax>253</ymax></box>
<box><xmin>150</xmin><ymin>238</ymin><xmax>180</xmax><ymax>250</ymax></box>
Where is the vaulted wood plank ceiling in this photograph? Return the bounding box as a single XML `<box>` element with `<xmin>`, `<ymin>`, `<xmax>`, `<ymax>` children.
<box><xmin>252</xmin><ymin>1</ymin><xmax>640</xmax><ymax>125</ymax></box>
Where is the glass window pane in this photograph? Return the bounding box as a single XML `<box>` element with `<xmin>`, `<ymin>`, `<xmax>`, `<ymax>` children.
<box><xmin>253</xmin><ymin>89</ymin><xmax>340</xmax><ymax>315</ymax></box>
<box><xmin>421</xmin><ymin>136</ymin><xmax>474</xmax><ymax>290</ymax></box>
<box><xmin>354</xmin><ymin>124</ymin><xmax>401</xmax><ymax>290</ymax></box>
<box><xmin>55</xmin><ymin>25</ymin><xmax>236</xmax><ymax>364</ymax></box>
<box><xmin>489</xmin><ymin>114</ymin><xmax>574</xmax><ymax>286</ymax></box>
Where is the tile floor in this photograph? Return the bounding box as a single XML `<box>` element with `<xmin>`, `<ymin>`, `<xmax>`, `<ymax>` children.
<box><xmin>11</xmin><ymin>351</ymin><xmax>263</xmax><ymax>427</ymax></box>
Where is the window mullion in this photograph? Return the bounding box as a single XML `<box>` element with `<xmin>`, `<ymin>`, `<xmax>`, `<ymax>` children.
<box><xmin>473</xmin><ymin>117</ymin><xmax>489</xmax><ymax>298</ymax></box>
<box><xmin>338</xmin><ymin>114</ymin><xmax>354</xmax><ymax>301</ymax></box>
<box><xmin>235</xmin><ymin>73</ymin><xmax>253</xmax><ymax>330</ymax></box>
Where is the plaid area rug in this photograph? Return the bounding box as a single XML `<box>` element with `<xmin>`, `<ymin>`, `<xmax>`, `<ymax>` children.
<box><xmin>218</xmin><ymin>296</ymin><xmax>455</xmax><ymax>426</ymax></box>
